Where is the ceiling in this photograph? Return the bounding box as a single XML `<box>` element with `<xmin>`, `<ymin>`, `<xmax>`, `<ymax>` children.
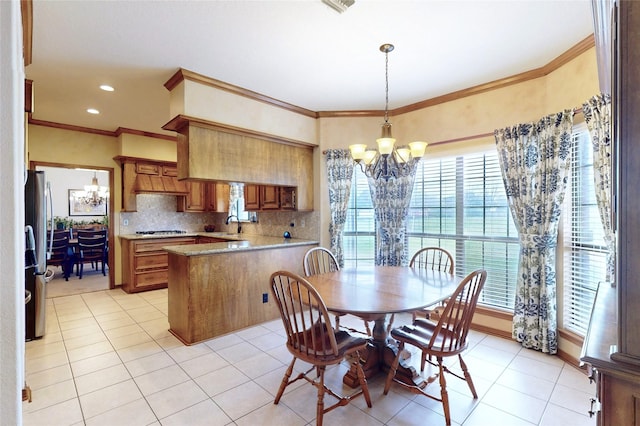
<box><xmin>25</xmin><ymin>0</ymin><xmax>595</xmax><ymax>137</ymax></box>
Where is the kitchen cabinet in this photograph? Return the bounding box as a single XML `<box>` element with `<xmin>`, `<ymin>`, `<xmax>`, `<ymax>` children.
<box><xmin>167</xmin><ymin>241</ymin><xmax>316</xmax><ymax>344</ymax></box>
<box><xmin>244</xmin><ymin>185</ymin><xmax>260</xmax><ymax>210</ymax></box>
<box><xmin>243</xmin><ymin>184</ymin><xmax>296</xmax><ymax>211</ymax></box>
<box><xmin>115</xmin><ymin>156</ymin><xmax>189</xmax><ymax>212</ymax></box>
<box><xmin>177</xmin><ymin>182</ymin><xmax>229</xmax><ymax>213</ymax></box>
<box><xmin>121</xmin><ymin>236</ymin><xmax>196</xmax><ymax>293</ymax></box>
<box><xmin>280</xmin><ymin>187</ymin><xmax>296</xmax><ymax>210</ymax></box>
<box><xmin>163</xmin><ymin>118</ymin><xmax>313</xmax><ymax>211</ymax></box>
<box><xmin>260</xmin><ymin>186</ymin><xmax>280</xmax><ymax>210</ymax></box>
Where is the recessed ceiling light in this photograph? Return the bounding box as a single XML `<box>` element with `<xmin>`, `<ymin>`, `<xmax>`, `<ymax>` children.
<box><xmin>99</xmin><ymin>84</ymin><xmax>114</xmax><ymax>92</ymax></box>
<box><xmin>87</xmin><ymin>108</ymin><xmax>100</xmax><ymax>114</ymax></box>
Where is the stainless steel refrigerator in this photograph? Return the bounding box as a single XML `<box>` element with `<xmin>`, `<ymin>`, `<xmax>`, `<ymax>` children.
<box><xmin>25</xmin><ymin>170</ymin><xmax>49</xmax><ymax>340</ymax></box>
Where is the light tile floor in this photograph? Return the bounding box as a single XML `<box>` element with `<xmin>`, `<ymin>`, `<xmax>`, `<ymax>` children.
<box><xmin>23</xmin><ymin>288</ymin><xmax>597</xmax><ymax>426</ymax></box>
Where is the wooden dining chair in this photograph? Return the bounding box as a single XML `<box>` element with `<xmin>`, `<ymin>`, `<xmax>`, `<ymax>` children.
<box><xmin>383</xmin><ymin>269</ymin><xmax>487</xmax><ymax>426</ymax></box>
<box><xmin>270</xmin><ymin>271</ymin><xmax>372</xmax><ymax>426</ymax></box>
<box><xmin>385</xmin><ymin>247</ymin><xmax>456</xmax><ymax>333</ymax></box>
<box><xmin>409</xmin><ymin>247</ymin><xmax>455</xmax><ymax>321</ymax></box>
<box><xmin>303</xmin><ymin>247</ymin><xmax>371</xmax><ymax>336</ymax></box>
<box><xmin>75</xmin><ymin>233</ymin><xmax>107</xmax><ymax>279</ymax></box>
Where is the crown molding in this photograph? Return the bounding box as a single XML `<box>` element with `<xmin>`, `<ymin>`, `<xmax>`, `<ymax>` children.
<box><xmin>28</xmin><ymin>117</ymin><xmax>177</xmax><ymax>141</ymax></box>
<box><xmin>164</xmin><ymin>68</ymin><xmax>318</xmax><ymax>119</ymax></box>
<box><xmin>21</xmin><ymin>0</ymin><xmax>33</xmax><ymax>66</ymax></box>
<box><xmin>29</xmin><ymin>35</ymin><xmax>595</xmax><ymax>138</ymax></box>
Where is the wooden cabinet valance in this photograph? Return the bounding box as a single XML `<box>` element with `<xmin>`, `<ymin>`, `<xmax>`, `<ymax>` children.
<box><xmin>115</xmin><ymin>156</ymin><xmax>189</xmax><ymax>212</ymax></box>
<box><xmin>163</xmin><ymin>116</ymin><xmax>313</xmax><ymax>211</ymax></box>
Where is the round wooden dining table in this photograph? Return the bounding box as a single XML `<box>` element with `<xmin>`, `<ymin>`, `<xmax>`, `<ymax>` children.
<box><xmin>304</xmin><ymin>265</ymin><xmax>462</xmax><ymax>387</ymax></box>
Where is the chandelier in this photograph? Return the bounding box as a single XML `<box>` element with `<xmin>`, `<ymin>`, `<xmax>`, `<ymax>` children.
<box><xmin>77</xmin><ymin>172</ymin><xmax>109</xmax><ymax>207</ymax></box>
<box><xmin>349</xmin><ymin>43</ymin><xmax>428</xmax><ymax>180</ymax></box>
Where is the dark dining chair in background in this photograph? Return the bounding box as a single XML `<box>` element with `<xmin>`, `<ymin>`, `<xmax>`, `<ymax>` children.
<box><xmin>383</xmin><ymin>269</ymin><xmax>487</xmax><ymax>426</ymax></box>
<box><xmin>75</xmin><ymin>231</ymin><xmax>107</xmax><ymax>279</ymax></box>
<box><xmin>46</xmin><ymin>231</ymin><xmax>73</xmax><ymax>281</ymax></box>
<box><xmin>270</xmin><ymin>270</ymin><xmax>372</xmax><ymax>426</ymax></box>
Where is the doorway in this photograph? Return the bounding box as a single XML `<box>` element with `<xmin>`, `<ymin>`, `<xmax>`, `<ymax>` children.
<box><xmin>31</xmin><ymin>161</ymin><xmax>115</xmax><ymax>297</ymax></box>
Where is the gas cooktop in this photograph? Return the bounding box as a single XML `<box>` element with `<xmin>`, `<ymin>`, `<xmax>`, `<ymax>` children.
<box><xmin>135</xmin><ymin>230</ymin><xmax>187</xmax><ymax>235</ymax></box>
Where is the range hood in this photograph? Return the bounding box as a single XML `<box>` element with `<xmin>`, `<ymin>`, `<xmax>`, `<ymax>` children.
<box><xmin>133</xmin><ymin>174</ymin><xmax>188</xmax><ymax>194</ymax></box>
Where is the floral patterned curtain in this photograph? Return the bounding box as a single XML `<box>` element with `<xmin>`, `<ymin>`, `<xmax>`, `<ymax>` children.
<box><xmin>325</xmin><ymin>149</ymin><xmax>354</xmax><ymax>267</ymax></box>
<box><xmin>582</xmin><ymin>94</ymin><xmax>615</xmax><ymax>283</ymax></box>
<box><xmin>495</xmin><ymin>110</ymin><xmax>574</xmax><ymax>354</ymax></box>
<box><xmin>367</xmin><ymin>162</ymin><xmax>419</xmax><ymax>266</ymax></box>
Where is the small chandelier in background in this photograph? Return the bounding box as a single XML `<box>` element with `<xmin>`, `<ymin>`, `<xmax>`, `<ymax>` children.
<box><xmin>77</xmin><ymin>172</ymin><xmax>109</xmax><ymax>207</ymax></box>
<box><xmin>349</xmin><ymin>43</ymin><xmax>428</xmax><ymax>180</ymax></box>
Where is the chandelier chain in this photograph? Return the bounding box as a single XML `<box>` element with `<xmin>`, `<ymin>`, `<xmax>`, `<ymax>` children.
<box><xmin>384</xmin><ymin>47</ymin><xmax>389</xmax><ymax>123</ymax></box>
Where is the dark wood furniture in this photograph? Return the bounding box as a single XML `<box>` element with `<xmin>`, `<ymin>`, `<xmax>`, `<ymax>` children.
<box><xmin>46</xmin><ymin>231</ymin><xmax>72</xmax><ymax>281</ymax></box>
<box><xmin>74</xmin><ymin>230</ymin><xmax>107</xmax><ymax>279</ymax></box>
<box><xmin>305</xmin><ymin>265</ymin><xmax>461</xmax><ymax>387</ymax></box>
<box><xmin>270</xmin><ymin>271</ymin><xmax>371</xmax><ymax>426</ymax></box>
<box><xmin>384</xmin><ymin>269</ymin><xmax>487</xmax><ymax>426</ymax></box>
<box><xmin>580</xmin><ymin>3</ymin><xmax>640</xmax><ymax>425</ymax></box>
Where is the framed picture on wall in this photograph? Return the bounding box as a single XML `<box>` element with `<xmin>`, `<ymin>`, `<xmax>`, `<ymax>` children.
<box><xmin>68</xmin><ymin>189</ymin><xmax>107</xmax><ymax>216</ymax></box>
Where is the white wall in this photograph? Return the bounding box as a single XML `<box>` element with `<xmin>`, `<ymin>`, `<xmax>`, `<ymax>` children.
<box><xmin>0</xmin><ymin>0</ymin><xmax>25</xmax><ymax>423</ymax></box>
<box><xmin>36</xmin><ymin>166</ymin><xmax>108</xmax><ymax>224</ymax></box>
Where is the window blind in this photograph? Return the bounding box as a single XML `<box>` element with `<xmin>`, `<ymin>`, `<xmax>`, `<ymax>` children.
<box><xmin>563</xmin><ymin>126</ymin><xmax>606</xmax><ymax>335</ymax></box>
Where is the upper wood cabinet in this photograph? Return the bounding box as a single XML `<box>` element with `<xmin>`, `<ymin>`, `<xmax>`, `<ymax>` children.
<box><xmin>260</xmin><ymin>186</ymin><xmax>280</xmax><ymax>210</ymax></box>
<box><xmin>177</xmin><ymin>182</ymin><xmax>229</xmax><ymax>213</ymax></box>
<box><xmin>244</xmin><ymin>184</ymin><xmax>296</xmax><ymax>211</ymax></box>
<box><xmin>115</xmin><ymin>156</ymin><xmax>189</xmax><ymax>212</ymax></box>
<box><xmin>163</xmin><ymin>117</ymin><xmax>313</xmax><ymax>211</ymax></box>
<box><xmin>244</xmin><ymin>185</ymin><xmax>260</xmax><ymax>210</ymax></box>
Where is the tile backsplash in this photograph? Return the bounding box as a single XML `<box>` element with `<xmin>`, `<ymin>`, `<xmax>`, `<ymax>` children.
<box><xmin>119</xmin><ymin>194</ymin><xmax>319</xmax><ymax>240</ymax></box>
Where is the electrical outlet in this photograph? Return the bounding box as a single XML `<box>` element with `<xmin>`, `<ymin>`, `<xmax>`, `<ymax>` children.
<box><xmin>262</xmin><ymin>293</ymin><xmax>268</xmax><ymax>303</ymax></box>
<box><xmin>123</xmin><ymin>219</ymin><xmax>129</xmax><ymax>226</ymax></box>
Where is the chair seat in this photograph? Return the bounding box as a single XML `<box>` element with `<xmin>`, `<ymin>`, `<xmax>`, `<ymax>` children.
<box><xmin>291</xmin><ymin>325</ymin><xmax>369</xmax><ymax>363</ymax></box>
<box><xmin>391</xmin><ymin>322</ymin><xmax>466</xmax><ymax>357</ymax></box>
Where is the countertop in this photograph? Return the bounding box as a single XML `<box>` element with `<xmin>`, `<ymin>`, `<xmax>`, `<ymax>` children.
<box><xmin>119</xmin><ymin>232</ymin><xmax>318</xmax><ymax>256</ymax></box>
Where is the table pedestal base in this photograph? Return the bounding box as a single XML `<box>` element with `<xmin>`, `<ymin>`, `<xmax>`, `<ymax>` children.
<box><xmin>343</xmin><ymin>316</ymin><xmax>425</xmax><ymax>389</ymax></box>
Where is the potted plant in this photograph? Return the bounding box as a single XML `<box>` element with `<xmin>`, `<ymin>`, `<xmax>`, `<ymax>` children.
<box><xmin>53</xmin><ymin>216</ymin><xmax>67</xmax><ymax>230</ymax></box>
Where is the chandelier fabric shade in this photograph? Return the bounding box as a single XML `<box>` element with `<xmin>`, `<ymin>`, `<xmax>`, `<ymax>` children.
<box><xmin>349</xmin><ymin>43</ymin><xmax>428</xmax><ymax>180</ymax></box>
<box><xmin>77</xmin><ymin>172</ymin><xmax>109</xmax><ymax>207</ymax></box>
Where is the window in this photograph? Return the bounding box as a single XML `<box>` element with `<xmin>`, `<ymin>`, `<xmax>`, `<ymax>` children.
<box><xmin>408</xmin><ymin>152</ymin><xmax>519</xmax><ymax>310</ymax></box>
<box><xmin>227</xmin><ymin>183</ymin><xmax>256</xmax><ymax>222</ymax></box>
<box><xmin>345</xmin><ymin>150</ymin><xmax>520</xmax><ymax>310</ymax></box>
<box><xmin>562</xmin><ymin>125</ymin><xmax>606</xmax><ymax>335</ymax></box>
<box><xmin>344</xmin><ymin>167</ymin><xmax>375</xmax><ymax>267</ymax></box>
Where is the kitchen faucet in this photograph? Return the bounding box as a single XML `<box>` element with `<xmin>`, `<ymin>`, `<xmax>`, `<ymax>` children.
<box><xmin>225</xmin><ymin>215</ymin><xmax>242</xmax><ymax>234</ymax></box>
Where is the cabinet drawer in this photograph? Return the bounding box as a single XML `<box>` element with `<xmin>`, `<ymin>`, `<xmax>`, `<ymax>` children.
<box><xmin>136</xmin><ymin>163</ymin><xmax>160</xmax><ymax>175</ymax></box>
<box><xmin>134</xmin><ymin>238</ymin><xmax>196</xmax><ymax>253</ymax></box>
<box><xmin>134</xmin><ymin>253</ymin><xmax>168</xmax><ymax>271</ymax></box>
<box><xmin>133</xmin><ymin>270</ymin><xmax>168</xmax><ymax>288</ymax></box>
<box><xmin>162</xmin><ymin>165</ymin><xmax>178</xmax><ymax>177</ymax></box>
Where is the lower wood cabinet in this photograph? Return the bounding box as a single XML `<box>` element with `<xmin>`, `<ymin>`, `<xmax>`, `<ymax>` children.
<box><xmin>121</xmin><ymin>237</ymin><xmax>196</xmax><ymax>293</ymax></box>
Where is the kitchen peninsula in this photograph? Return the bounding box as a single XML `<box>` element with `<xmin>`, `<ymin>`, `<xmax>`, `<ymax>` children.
<box><xmin>163</xmin><ymin>234</ymin><xmax>317</xmax><ymax>345</ymax></box>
